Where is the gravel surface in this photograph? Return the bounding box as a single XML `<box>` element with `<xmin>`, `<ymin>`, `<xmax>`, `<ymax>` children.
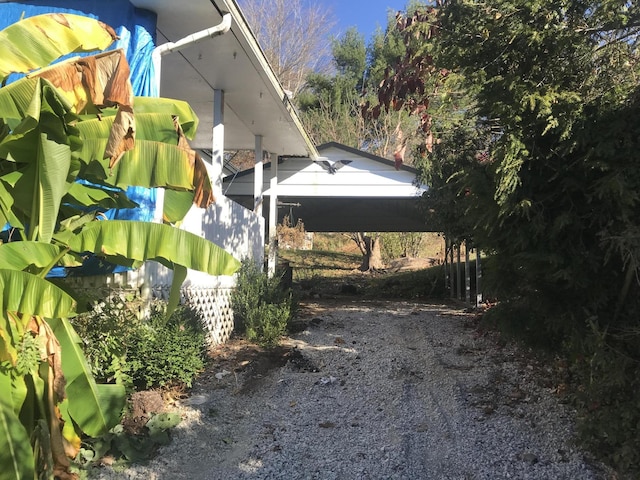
<box><xmin>93</xmin><ymin>299</ymin><xmax>613</xmax><ymax>480</ymax></box>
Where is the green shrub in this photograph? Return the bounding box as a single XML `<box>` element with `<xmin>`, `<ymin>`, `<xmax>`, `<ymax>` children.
<box><xmin>71</xmin><ymin>294</ymin><xmax>141</xmax><ymax>390</ymax></box>
<box><xmin>242</xmin><ymin>302</ymin><xmax>291</xmax><ymax>347</ymax></box>
<box><xmin>127</xmin><ymin>305</ymin><xmax>206</xmax><ymax>390</ymax></box>
<box><xmin>569</xmin><ymin>322</ymin><xmax>640</xmax><ymax>478</ymax></box>
<box><xmin>231</xmin><ymin>259</ymin><xmax>296</xmax><ymax>347</ymax></box>
<box><xmin>72</xmin><ymin>299</ymin><xmax>206</xmax><ymax>392</ymax></box>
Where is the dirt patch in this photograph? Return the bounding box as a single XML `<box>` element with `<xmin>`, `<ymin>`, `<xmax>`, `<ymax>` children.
<box><xmin>386</xmin><ymin>256</ymin><xmax>439</xmax><ymax>272</ymax></box>
<box><xmin>201</xmin><ymin>338</ymin><xmax>294</xmax><ymax>394</ymax></box>
<box><xmin>199</xmin><ymin>302</ymin><xmax>339</xmax><ymax>394</ymax></box>
<box><xmin>122</xmin><ymin>390</ymin><xmax>167</xmax><ymax>435</ymax></box>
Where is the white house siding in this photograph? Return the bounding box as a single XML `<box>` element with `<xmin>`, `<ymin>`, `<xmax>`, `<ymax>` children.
<box><xmin>143</xmin><ymin>195</ymin><xmax>264</xmax><ymax>344</ymax></box>
<box><xmin>224</xmin><ymin>156</ymin><xmax>425</xmax><ymax>199</ymax></box>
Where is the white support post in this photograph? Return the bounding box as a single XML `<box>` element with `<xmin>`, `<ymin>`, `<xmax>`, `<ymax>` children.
<box><xmin>212</xmin><ymin>89</ymin><xmax>225</xmax><ymax>199</ymax></box>
<box><xmin>456</xmin><ymin>244</ymin><xmax>462</xmax><ymax>300</ymax></box>
<box><xmin>465</xmin><ymin>242</ymin><xmax>471</xmax><ymax>304</ymax></box>
<box><xmin>476</xmin><ymin>250</ymin><xmax>483</xmax><ymax>308</ymax></box>
<box><xmin>151</xmin><ymin>47</ymin><xmax>164</xmax><ymax>224</ymax></box>
<box><xmin>268</xmin><ymin>154</ymin><xmax>278</xmax><ymax>277</ymax></box>
<box><xmin>254</xmin><ymin>135</ymin><xmax>264</xmax><ymax>216</ymax></box>
<box><xmin>449</xmin><ymin>240</ymin><xmax>455</xmax><ymax>299</ymax></box>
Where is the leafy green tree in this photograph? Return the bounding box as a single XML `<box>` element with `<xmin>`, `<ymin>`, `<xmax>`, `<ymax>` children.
<box><xmin>296</xmin><ymin>28</ymin><xmax>369</xmax><ymax>148</ymax></box>
<box><xmin>0</xmin><ymin>14</ymin><xmax>239</xmax><ymax>479</ymax></box>
<box><xmin>374</xmin><ymin>0</ymin><xmax>640</xmax><ymax>323</ymax></box>
<box><xmin>433</xmin><ymin>0</ymin><xmax>640</xmax><ymax>321</ymax></box>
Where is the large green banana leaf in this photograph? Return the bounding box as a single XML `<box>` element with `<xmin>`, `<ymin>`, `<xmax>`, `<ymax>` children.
<box><xmin>90</xmin><ymin>97</ymin><xmax>200</xmax><ymax>140</ymax></box>
<box><xmin>132</xmin><ymin>97</ymin><xmax>199</xmax><ymax>140</ymax></box>
<box><xmin>77</xmin><ymin>113</ymin><xmax>192</xmax><ymax>185</ymax></box>
<box><xmin>0</xmin><ymin>77</ymin><xmax>78</xmax><ymax>243</ymax></box>
<box><xmin>0</xmin><ymin>177</ymin><xmax>23</xmax><ymax>231</ymax></box>
<box><xmin>49</xmin><ymin>317</ymin><xmax>125</xmax><ymax>437</ymax></box>
<box><xmin>1</xmin><ymin>134</ymin><xmax>72</xmax><ymax>243</ymax></box>
<box><xmin>0</xmin><ymin>241</ymin><xmax>66</xmax><ymax>274</ymax></box>
<box><xmin>67</xmin><ymin>220</ymin><xmax>240</xmax><ymax>276</ymax></box>
<box><xmin>163</xmin><ymin>190</ymin><xmax>196</xmax><ymax>224</ymax></box>
<box><xmin>32</xmin><ymin>133</ymin><xmax>71</xmax><ymax>243</ymax></box>
<box><xmin>63</xmin><ymin>182</ymin><xmax>138</xmax><ymax>211</ymax></box>
<box><xmin>76</xmin><ymin>112</ymin><xmax>213</xmax><ymax>206</ymax></box>
<box><xmin>0</xmin><ymin>77</ymin><xmax>44</xmax><ymax>134</ymax></box>
<box><xmin>0</xmin><ymin>270</ymin><xmax>76</xmax><ymax>319</ymax></box>
<box><xmin>0</xmin><ymin>390</ymin><xmax>34</xmax><ymax>480</ymax></box>
<box><xmin>0</xmin><ymin>77</ymin><xmax>77</xmax><ymax>156</ymax></box>
<box><xmin>0</xmin><ymin>13</ymin><xmax>117</xmax><ymax>82</ymax></box>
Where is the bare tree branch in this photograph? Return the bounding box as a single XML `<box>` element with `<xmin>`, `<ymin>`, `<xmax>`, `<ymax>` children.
<box><xmin>239</xmin><ymin>0</ymin><xmax>336</xmax><ymax>97</ymax></box>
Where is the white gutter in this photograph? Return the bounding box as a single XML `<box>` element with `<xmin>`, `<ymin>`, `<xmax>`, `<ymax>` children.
<box><xmin>150</xmin><ymin>13</ymin><xmax>233</xmax><ymax>222</ymax></box>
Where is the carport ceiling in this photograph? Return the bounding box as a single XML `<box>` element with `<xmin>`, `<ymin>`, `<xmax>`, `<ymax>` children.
<box><xmin>228</xmin><ymin>195</ymin><xmax>431</xmax><ymax>232</ymax></box>
<box><xmin>129</xmin><ymin>0</ymin><xmax>316</xmax><ymax>157</ymax></box>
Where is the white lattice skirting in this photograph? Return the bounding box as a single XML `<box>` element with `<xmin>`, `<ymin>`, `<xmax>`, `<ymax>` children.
<box><xmin>152</xmin><ymin>281</ymin><xmax>236</xmax><ymax>345</ymax></box>
<box><xmin>62</xmin><ymin>270</ymin><xmax>237</xmax><ymax>345</ymax></box>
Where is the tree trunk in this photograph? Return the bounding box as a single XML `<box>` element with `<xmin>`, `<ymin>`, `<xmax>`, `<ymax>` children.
<box><xmin>351</xmin><ymin>232</ymin><xmax>384</xmax><ymax>272</ymax></box>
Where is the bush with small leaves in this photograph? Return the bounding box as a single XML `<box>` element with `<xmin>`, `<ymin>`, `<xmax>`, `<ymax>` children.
<box><xmin>231</xmin><ymin>259</ymin><xmax>296</xmax><ymax>347</ymax></box>
<box><xmin>71</xmin><ymin>294</ymin><xmax>141</xmax><ymax>390</ymax></box>
<box><xmin>126</xmin><ymin>305</ymin><xmax>206</xmax><ymax>390</ymax></box>
<box><xmin>72</xmin><ymin>299</ymin><xmax>206</xmax><ymax>392</ymax></box>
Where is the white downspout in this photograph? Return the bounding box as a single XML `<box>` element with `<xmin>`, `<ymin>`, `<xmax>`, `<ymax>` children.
<box><xmin>144</xmin><ymin>13</ymin><xmax>232</xmax><ymax>297</ymax></box>
<box><xmin>152</xmin><ymin>13</ymin><xmax>232</xmax><ymax>68</ymax></box>
<box><xmin>150</xmin><ymin>12</ymin><xmax>233</xmax><ymax>222</ymax></box>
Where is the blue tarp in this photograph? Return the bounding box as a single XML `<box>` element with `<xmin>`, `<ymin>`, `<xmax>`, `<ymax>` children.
<box><xmin>0</xmin><ymin>1</ymin><xmax>161</xmax><ymax>276</ymax></box>
<box><xmin>1</xmin><ymin>1</ymin><xmax>158</xmax><ymax>96</ymax></box>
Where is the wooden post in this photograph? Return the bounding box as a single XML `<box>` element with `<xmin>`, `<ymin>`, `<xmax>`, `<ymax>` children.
<box><xmin>444</xmin><ymin>236</ymin><xmax>450</xmax><ymax>296</ymax></box>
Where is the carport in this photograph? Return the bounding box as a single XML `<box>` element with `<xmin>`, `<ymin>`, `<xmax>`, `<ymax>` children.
<box><xmin>223</xmin><ymin>142</ymin><xmax>429</xmax><ymax>232</ymax></box>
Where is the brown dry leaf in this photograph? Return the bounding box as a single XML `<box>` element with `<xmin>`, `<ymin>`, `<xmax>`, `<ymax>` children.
<box><xmin>175</xmin><ymin>117</ymin><xmax>215</xmax><ymax>208</ymax></box>
<box><xmin>32</xmin><ymin>49</ymin><xmax>135</xmax><ymax>168</ymax></box>
<box><xmin>41</xmin><ymin>330</ymin><xmax>75</xmax><ymax>479</ymax></box>
<box><xmin>39</xmin><ymin>319</ymin><xmax>66</xmax><ymax>401</ymax></box>
<box><xmin>106</xmin><ymin>105</ymin><xmax>135</xmax><ymax>169</ymax></box>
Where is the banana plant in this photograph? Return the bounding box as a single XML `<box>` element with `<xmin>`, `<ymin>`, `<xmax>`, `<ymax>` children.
<box><xmin>0</xmin><ymin>13</ymin><xmax>240</xmax><ymax>480</ymax></box>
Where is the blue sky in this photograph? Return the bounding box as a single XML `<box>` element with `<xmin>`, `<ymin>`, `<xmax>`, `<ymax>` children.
<box><xmin>323</xmin><ymin>0</ymin><xmax>409</xmax><ymax>43</ymax></box>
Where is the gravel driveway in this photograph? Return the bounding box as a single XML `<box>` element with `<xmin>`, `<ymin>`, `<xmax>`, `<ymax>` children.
<box><xmin>94</xmin><ymin>299</ymin><xmax>613</xmax><ymax>480</ymax></box>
